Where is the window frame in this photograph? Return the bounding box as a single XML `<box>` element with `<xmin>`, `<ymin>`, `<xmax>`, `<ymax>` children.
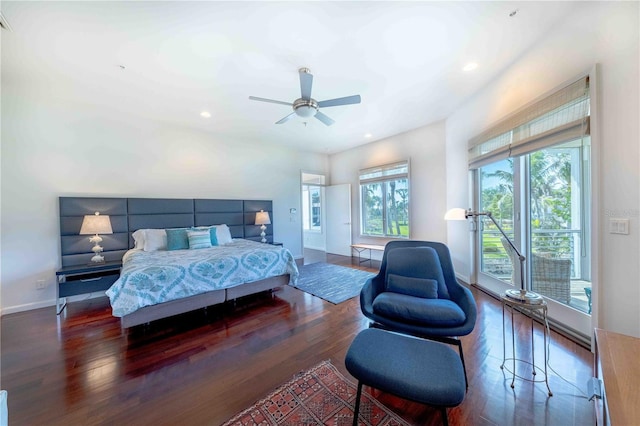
<box><xmin>359</xmin><ymin>160</ymin><xmax>410</xmax><ymax>238</ymax></box>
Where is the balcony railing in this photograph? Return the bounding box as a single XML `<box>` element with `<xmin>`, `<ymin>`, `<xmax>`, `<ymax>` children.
<box><xmin>481</xmin><ymin>228</ymin><xmax>591</xmax><ymax>313</ymax></box>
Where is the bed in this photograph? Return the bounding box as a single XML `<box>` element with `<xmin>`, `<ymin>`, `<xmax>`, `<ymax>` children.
<box><xmin>59</xmin><ymin>197</ymin><xmax>298</xmax><ymax>328</ymax></box>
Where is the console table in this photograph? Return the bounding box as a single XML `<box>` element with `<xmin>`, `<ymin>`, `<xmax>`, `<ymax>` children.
<box><xmin>594</xmin><ymin>328</ymin><xmax>640</xmax><ymax>425</ymax></box>
<box><xmin>350</xmin><ymin>244</ymin><xmax>384</xmax><ymax>265</ymax></box>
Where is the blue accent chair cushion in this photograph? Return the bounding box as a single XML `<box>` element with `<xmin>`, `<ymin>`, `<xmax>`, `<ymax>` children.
<box><xmin>373</xmin><ymin>293</ymin><xmax>466</xmax><ymax>326</ymax></box>
<box><xmin>386</xmin><ymin>274</ymin><xmax>438</xmax><ymax>299</ymax></box>
<box><xmin>346</xmin><ymin>328</ymin><xmax>465</xmax><ymax>407</ymax></box>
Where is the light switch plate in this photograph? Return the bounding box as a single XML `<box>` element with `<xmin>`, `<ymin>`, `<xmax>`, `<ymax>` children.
<box><xmin>609</xmin><ymin>218</ymin><xmax>630</xmax><ymax>234</ymax></box>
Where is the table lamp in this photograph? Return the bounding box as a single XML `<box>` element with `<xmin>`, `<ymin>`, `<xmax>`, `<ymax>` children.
<box><xmin>79</xmin><ymin>212</ymin><xmax>113</xmax><ymax>263</ymax></box>
<box><xmin>255</xmin><ymin>210</ymin><xmax>271</xmax><ymax>243</ymax></box>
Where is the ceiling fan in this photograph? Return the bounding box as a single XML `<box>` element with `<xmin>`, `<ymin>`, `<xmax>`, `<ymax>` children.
<box><xmin>249</xmin><ymin>67</ymin><xmax>361</xmax><ymax>126</ymax></box>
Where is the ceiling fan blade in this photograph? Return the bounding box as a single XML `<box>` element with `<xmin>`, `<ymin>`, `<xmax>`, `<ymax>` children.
<box><xmin>317</xmin><ymin>95</ymin><xmax>361</xmax><ymax>108</ymax></box>
<box><xmin>276</xmin><ymin>111</ymin><xmax>297</xmax><ymax>124</ymax></box>
<box><xmin>299</xmin><ymin>69</ymin><xmax>313</xmax><ymax>100</ymax></box>
<box><xmin>249</xmin><ymin>96</ymin><xmax>293</xmax><ymax>107</ymax></box>
<box><xmin>314</xmin><ymin>111</ymin><xmax>335</xmax><ymax>126</ymax></box>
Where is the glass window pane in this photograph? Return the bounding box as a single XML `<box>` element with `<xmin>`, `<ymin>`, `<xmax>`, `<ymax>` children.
<box><xmin>302</xmin><ymin>187</ymin><xmax>310</xmax><ymax>231</ymax></box>
<box><xmin>361</xmin><ymin>183</ymin><xmax>383</xmax><ymax>236</ymax></box>
<box><xmin>385</xmin><ymin>179</ymin><xmax>409</xmax><ymax>237</ymax></box>
<box><xmin>310</xmin><ymin>187</ymin><xmax>321</xmax><ymax>231</ymax></box>
<box><xmin>479</xmin><ymin>159</ymin><xmax>515</xmax><ymax>285</ymax></box>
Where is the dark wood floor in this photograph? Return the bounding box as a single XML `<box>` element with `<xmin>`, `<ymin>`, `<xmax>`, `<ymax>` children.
<box><xmin>1</xmin><ymin>251</ymin><xmax>595</xmax><ymax>425</ymax></box>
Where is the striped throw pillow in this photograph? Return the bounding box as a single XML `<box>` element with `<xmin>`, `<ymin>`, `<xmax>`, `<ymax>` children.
<box><xmin>187</xmin><ymin>230</ymin><xmax>212</xmax><ymax>249</ymax></box>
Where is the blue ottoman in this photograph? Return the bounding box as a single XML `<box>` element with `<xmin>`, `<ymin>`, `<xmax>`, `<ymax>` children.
<box><xmin>345</xmin><ymin>328</ymin><xmax>466</xmax><ymax>426</ymax></box>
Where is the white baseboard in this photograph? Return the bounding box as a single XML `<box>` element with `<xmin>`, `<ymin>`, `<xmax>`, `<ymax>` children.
<box><xmin>1</xmin><ymin>292</ymin><xmax>106</xmax><ymax>316</ymax></box>
<box><xmin>2</xmin><ymin>299</ymin><xmax>54</xmax><ymax>315</ymax></box>
<box><xmin>456</xmin><ymin>272</ymin><xmax>471</xmax><ymax>285</ymax></box>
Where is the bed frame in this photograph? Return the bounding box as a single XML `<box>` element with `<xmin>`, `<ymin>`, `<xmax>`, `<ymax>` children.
<box><xmin>59</xmin><ymin>197</ymin><xmax>287</xmax><ymax>327</ymax></box>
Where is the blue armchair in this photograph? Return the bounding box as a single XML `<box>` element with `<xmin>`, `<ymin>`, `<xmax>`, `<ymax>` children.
<box><xmin>360</xmin><ymin>240</ymin><xmax>477</xmax><ymax>386</ymax></box>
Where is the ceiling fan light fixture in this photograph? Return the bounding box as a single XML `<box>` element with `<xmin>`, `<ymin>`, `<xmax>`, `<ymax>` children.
<box><xmin>249</xmin><ymin>68</ymin><xmax>360</xmax><ymax>126</ymax></box>
<box><xmin>295</xmin><ymin>105</ymin><xmax>316</xmax><ymax>118</ymax></box>
<box><xmin>293</xmin><ymin>98</ymin><xmax>318</xmax><ymax>118</ymax></box>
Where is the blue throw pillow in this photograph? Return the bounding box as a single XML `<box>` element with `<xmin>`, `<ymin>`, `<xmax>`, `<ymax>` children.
<box><xmin>166</xmin><ymin>228</ymin><xmax>189</xmax><ymax>251</ymax></box>
<box><xmin>192</xmin><ymin>226</ymin><xmax>219</xmax><ymax>246</ymax></box>
<box><xmin>209</xmin><ymin>227</ymin><xmax>218</xmax><ymax>246</ymax></box>
<box><xmin>187</xmin><ymin>230</ymin><xmax>212</xmax><ymax>249</ymax></box>
<box><xmin>386</xmin><ymin>273</ymin><xmax>439</xmax><ymax>299</ymax></box>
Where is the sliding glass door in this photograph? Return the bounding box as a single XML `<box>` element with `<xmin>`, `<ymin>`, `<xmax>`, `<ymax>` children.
<box><xmin>476</xmin><ymin>138</ymin><xmax>592</xmax><ymax>338</ymax></box>
<box><xmin>528</xmin><ymin>141</ymin><xmax>591</xmax><ymax>315</ymax></box>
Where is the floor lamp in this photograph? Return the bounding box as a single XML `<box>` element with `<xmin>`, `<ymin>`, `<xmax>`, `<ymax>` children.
<box><xmin>445</xmin><ymin>208</ymin><xmax>542</xmax><ymax>304</ymax></box>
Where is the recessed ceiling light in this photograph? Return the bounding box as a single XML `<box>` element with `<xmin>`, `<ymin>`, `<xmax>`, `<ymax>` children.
<box><xmin>200</xmin><ymin>111</ymin><xmax>211</xmax><ymax>118</ymax></box>
<box><xmin>463</xmin><ymin>62</ymin><xmax>478</xmax><ymax>72</ymax></box>
<box><xmin>364</xmin><ymin>133</ymin><xmax>373</xmax><ymax>138</ymax></box>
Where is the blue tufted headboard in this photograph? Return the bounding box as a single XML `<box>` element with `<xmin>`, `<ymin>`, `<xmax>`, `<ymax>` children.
<box><xmin>59</xmin><ymin>197</ymin><xmax>273</xmax><ymax>267</ymax></box>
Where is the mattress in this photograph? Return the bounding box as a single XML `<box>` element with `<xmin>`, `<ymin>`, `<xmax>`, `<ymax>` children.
<box><xmin>106</xmin><ymin>239</ymin><xmax>299</xmax><ymax>317</ymax></box>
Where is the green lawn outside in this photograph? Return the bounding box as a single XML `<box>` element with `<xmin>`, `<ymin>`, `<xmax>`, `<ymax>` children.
<box><xmin>363</xmin><ymin>219</ymin><xmax>409</xmax><ymax>237</ymax></box>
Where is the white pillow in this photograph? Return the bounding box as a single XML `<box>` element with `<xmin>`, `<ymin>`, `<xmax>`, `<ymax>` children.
<box><xmin>132</xmin><ymin>229</ymin><xmax>146</xmax><ymax>250</ymax></box>
<box><xmin>214</xmin><ymin>224</ymin><xmax>233</xmax><ymax>245</ymax></box>
<box><xmin>143</xmin><ymin>229</ymin><xmax>167</xmax><ymax>251</ymax></box>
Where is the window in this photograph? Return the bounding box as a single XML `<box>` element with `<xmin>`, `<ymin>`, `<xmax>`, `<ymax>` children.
<box><xmin>302</xmin><ymin>185</ymin><xmax>322</xmax><ymax>232</ymax></box>
<box><xmin>359</xmin><ymin>161</ymin><xmax>410</xmax><ymax>238</ymax></box>
<box><xmin>471</xmin><ymin>76</ymin><xmax>592</xmax><ymax>324</ymax></box>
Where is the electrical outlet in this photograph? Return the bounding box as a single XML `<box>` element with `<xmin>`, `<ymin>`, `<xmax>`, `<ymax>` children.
<box><xmin>36</xmin><ymin>279</ymin><xmax>46</xmax><ymax>290</ymax></box>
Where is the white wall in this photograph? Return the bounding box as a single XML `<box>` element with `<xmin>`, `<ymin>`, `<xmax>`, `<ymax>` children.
<box><xmin>330</xmin><ymin>120</ymin><xmax>447</xmax><ymax>260</ymax></box>
<box><xmin>446</xmin><ymin>2</ymin><xmax>640</xmax><ymax>337</ymax></box>
<box><xmin>1</xmin><ymin>86</ymin><xmax>328</xmax><ymax>314</ymax></box>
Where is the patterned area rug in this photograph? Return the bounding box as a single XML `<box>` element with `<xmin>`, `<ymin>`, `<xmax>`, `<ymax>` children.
<box><xmin>290</xmin><ymin>263</ymin><xmax>376</xmax><ymax>304</ymax></box>
<box><xmin>222</xmin><ymin>360</ymin><xmax>411</xmax><ymax>426</ymax></box>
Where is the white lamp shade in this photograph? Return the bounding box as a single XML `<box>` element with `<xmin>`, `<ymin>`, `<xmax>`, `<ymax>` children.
<box><xmin>80</xmin><ymin>212</ymin><xmax>113</xmax><ymax>235</ymax></box>
<box><xmin>255</xmin><ymin>210</ymin><xmax>271</xmax><ymax>226</ymax></box>
<box><xmin>444</xmin><ymin>208</ymin><xmax>468</xmax><ymax>221</ymax></box>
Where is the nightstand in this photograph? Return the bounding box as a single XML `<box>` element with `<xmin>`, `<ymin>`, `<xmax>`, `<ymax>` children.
<box><xmin>55</xmin><ymin>261</ymin><xmax>122</xmax><ymax>314</ymax></box>
<box><xmin>270</xmin><ymin>242</ymin><xmax>283</xmax><ymax>247</ymax></box>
